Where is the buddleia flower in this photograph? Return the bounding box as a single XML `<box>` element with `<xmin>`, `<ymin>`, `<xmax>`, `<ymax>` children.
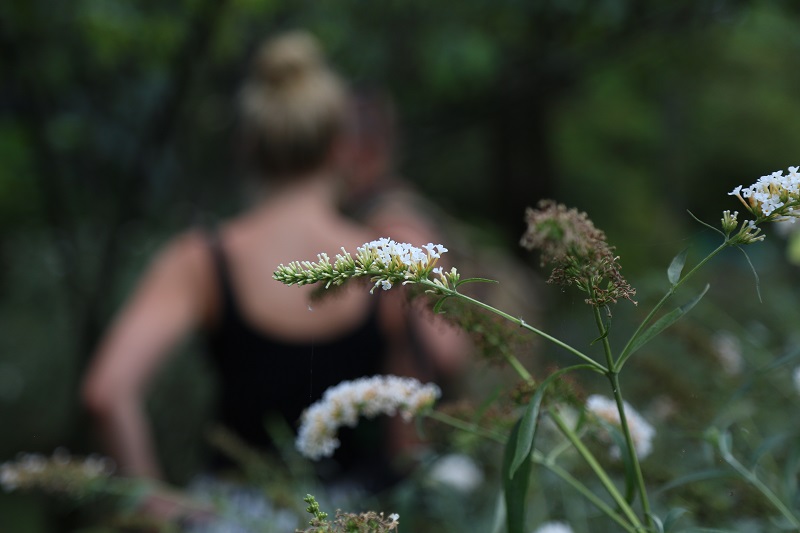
<box><xmin>274</xmin><ymin>238</ymin><xmax>458</xmax><ymax>294</ymax></box>
<box><xmin>725</xmin><ymin>166</ymin><xmax>800</xmax><ymax>244</ymax></box>
<box><xmin>295</xmin><ymin>375</ymin><xmax>441</xmax><ymax>460</ymax></box>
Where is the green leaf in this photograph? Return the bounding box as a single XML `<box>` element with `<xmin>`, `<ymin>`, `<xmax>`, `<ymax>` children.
<box><xmin>432</xmin><ymin>296</ymin><xmax>451</xmax><ymax>314</ymax></box>
<box><xmin>454</xmin><ymin>277</ymin><xmax>499</xmax><ymax>287</ymax></box>
<box><xmin>624</xmin><ymin>284</ymin><xmax>710</xmax><ymax>359</ymax></box>
<box><xmin>667</xmin><ymin>249</ymin><xmax>688</xmax><ymax>286</ymax></box>
<box><xmin>509</xmin><ymin>365</ymin><xmax>594</xmax><ymax>477</ymax></box>
<box><xmin>648</xmin><ymin>513</ymin><xmax>665</xmax><ymax>533</ymax></box>
<box><xmin>663</xmin><ymin>508</ymin><xmax>689</xmax><ymax>532</ymax></box>
<box><xmin>653</xmin><ymin>469</ymin><xmax>731</xmax><ymax>496</ymax></box>
<box><xmin>502</xmin><ymin>419</ymin><xmax>532</xmax><ymax>533</ymax></box>
<box><xmin>590</xmin><ymin>317</ymin><xmax>611</xmax><ymax>346</ymax></box>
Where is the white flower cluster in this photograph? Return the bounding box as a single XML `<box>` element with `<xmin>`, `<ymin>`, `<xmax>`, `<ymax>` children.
<box><xmin>729</xmin><ymin>166</ymin><xmax>800</xmax><ymax>219</ymax></box>
<box><xmin>296</xmin><ymin>375</ymin><xmax>441</xmax><ymax>460</ymax></box>
<box><xmin>1</xmin><ymin>448</ymin><xmax>114</xmax><ymax>493</ymax></box>
<box><xmin>274</xmin><ymin>237</ymin><xmax>458</xmax><ymax>294</ymax></box>
<box><xmin>586</xmin><ymin>395</ymin><xmax>655</xmax><ymax>460</ymax></box>
<box><xmin>532</xmin><ymin>521</ymin><xmax>574</xmax><ymax>533</ymax></box>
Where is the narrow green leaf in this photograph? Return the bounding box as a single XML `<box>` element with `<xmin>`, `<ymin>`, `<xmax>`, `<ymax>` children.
<box><xmin>510</xmin><ymin>388</ymin><xmax>544</xmax><ymax>478</ymax></box>
<box><xmin>653</xmin><ymin>469</ymin><xmax>731</xmax><ymax>497</ymax></box>
<box><xmin>625</xmin><ymin>284</ymin><xmax>710</xmax><ymax>358</ymax></box>
<box><xmin>509</xmin><ymin>365</ymin><xmax>594</xmax><ymax>477</ymax></box>
<box><xmin>432</xmin><ymin>296</ymin><xmax>451</xmax><ymax>314</ymax></box>
<box><xmin>667</xmin><ymin>249</ymin><xmax>688</xmax><ymax>286</ymax></box>
<box><xmin>663</xmin><ymin>507</ymin><xmax>689</xmax><ymax>532</ymax></box>
<box><xmin>503</xmin><ymin>419</ymin><xmax>532</xmax><ymax>533</ymax></box>
<box><xmin>590</xmin><ymin>317</ymin><xmax>611</xmax><ymax>346</ymax></box>
<box><xmin>455</xmin><ymin>277</ymin><xmax>500</xmax><ymax>287</ymax></box>
<box><xmin>735</xmin><ymin>245</ymin><xmax>762</xmax><ymax>303</ymax></box>
<box><xmin>648</xmin><ymin>513</ymin><xmax>665</xmax><ymax>533</ymax></box>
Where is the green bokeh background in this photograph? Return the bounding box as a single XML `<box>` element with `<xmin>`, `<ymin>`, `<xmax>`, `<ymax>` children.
<box><xmin>3</xmin><ymin>0</ymin><xmax>800</xmax><ymax>530</ymax></box>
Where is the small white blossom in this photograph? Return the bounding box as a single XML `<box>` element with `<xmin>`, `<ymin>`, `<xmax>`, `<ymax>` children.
<box><xmin>532</xmin><ymin>521</ymin><xmax>574</xmax><ymax>533</ymax></box>
<box><xmin>586</xmin><ymin>395</ymin><xmax>655</xmax><ymax>460</ymax></box>
<box><xmin>296</xmin><ymin>375</ymin><xmax>441</xmax><ymax>460</ymax></box>
<box><xmin>428</xmin><ymin>453</ymin><xmax>484</xmax><ymax>493</ymax></box>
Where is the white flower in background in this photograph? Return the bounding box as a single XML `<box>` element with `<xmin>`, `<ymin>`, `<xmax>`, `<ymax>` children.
<box><xmin>586</xmin><ymin>395</ymin><xmax>655</xmax><ymax>460</ymax></box>
<box><xmin>274</xmin><ymin>237</ymin><xmax>459</xmax><ymax>293</ymax></box>
<box><xmin>0</xmin><ymin>450</ymin><xmax>114</xmax><ymax>494</ymax></box>
<box><xmin>296</xmin><ymin>375</ymin><xmax>441</xmax><ymax>460</ymax></box>
<box><xmin>711</xmin><ymin>330</ymin><xmax>743</xmax><ymax>376</ymax></box>
<box><xmin>793</xmin><ymin>367</ymin><xmax>800</xmax><ymax>395</ymax></box>
<box><xmin>532</xmin><ymin>521</ymin><xmax>574</xmax><ymax>533</ymax></box>
<box><xmin>428</xmin><ymin>453</ymin><xmax>484</xmax><ymax>493</ymax></box>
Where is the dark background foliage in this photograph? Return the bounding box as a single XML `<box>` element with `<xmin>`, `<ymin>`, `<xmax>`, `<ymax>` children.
<box><xmin>2</xmin><ymin>0</ymin><xmax>800</xmax><ymax>530</ymax></box>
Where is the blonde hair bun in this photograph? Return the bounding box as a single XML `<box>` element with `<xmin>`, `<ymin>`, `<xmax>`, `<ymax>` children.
<box><xmin>239</xmin><ymin>30</ymin><xmax>347</xmax><ymax>178</ymax></box>
<box><xmin>253</xmin><ymin>31</ymin><xmax>324</xmax><ymax>90</ymax></box>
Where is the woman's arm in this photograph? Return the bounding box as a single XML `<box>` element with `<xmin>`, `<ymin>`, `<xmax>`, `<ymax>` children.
<box><xmin>82</xmin><ymin>232</ymin><xmax>213</xmax><ymax>479</ymax></box>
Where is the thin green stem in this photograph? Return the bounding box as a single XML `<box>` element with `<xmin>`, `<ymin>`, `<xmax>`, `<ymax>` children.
<box><xmin>430</xmin><ymin>408</ymin><xmax>640</xmax><ymax>532</ymax></box>
<box><xmin>608</xmin><ymin>373</ymin><xmax>652</xmax><ymax>528</ymax></box>
<box><xmin>616</xmin><ymin>241</ymin><xmax>730</xmax><ymax>372</ymax></box>
<box><xmin>426</xmin><ymin>410</ymin><xmax>506</xmax><ymax>444</ymax></box>
<box><xmin>423</xmin><ymin>281</ymin><xmax>607</xmax><ymax>374</ymax></box>
<box><xmin>533</xmin><ymin>451</ymin><xmax>638</xmax><ymax>533</ymax></box>
<box><xmin>504</xmin><ymin>352</ymin><xmax>536</xmax><ymax>386</ymax></box>
<box><xmin>548</xmin><ymin>408</ymin><xmax>644</xmax><ymax>530</ymax></box>
<box><xmin>589</xmin><ymin>291</ymin><xmax>652</xmax><ymax>526</ymax></box>
<box><xmin>718</xmin><ymin>434</ymin><xmax>800</xmax><ymax>528</ymax></box>
<box><xmin>592</xmin><ymin>303</ymin><xmax>616</xmax><ymax>371</ymax></box>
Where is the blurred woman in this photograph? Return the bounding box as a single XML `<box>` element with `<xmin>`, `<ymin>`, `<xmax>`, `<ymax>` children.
<box><xmin>81</xmin><ymin>30</ymin><xmax>465</xmax><ymax>513</ymax></box>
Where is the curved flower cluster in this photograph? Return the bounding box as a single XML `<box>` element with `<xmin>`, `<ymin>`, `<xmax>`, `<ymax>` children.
<box><xmin>296</xmin><ymin>375</ymin><xmax>441</xmax><ymax>460</ymax></box>
<box><xmin>273</xmin><ymin>238</ymin><xmax>458</xmax><ymax>294</ymax></box>
<box><xmin>586</xmin><ymin>395</ymin><xmax>655</xmax><ymax>460</ymax></box>
<box><xmin>1</xmin><ymin>449</ymin><xmax>114</xmax><ymax>496</ymax></box>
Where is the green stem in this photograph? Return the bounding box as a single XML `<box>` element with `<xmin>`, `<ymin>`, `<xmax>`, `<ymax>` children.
<box><xmin>590</xmin><ymin>292</ymin><xmax>652</xmax><ymax>527</ymax></box>
<box><xmin>423</xmin><ymin>281</ymin><xmax>607</xmax><ymax>374</ymax></box>
<box><xmin>532</xmin><ymin>451</ymin><xmax>638</xmax><ymax>533</ymax></box>
<box><xmin>717</xmin><ymin>433</ymin><xmax>800</xmax><ymax>528</ymax></box>
<box><xmin>549</xmin><ymin>408</ymin><xmax>644</xmax><ymax>530</ymax></box>
<box><xmin>504</xmin><ymin>352</ymin><xmax>536</xmax><ymax>386</ymax></box>
<box><xmin>616</xmin><ymin>241</ymin><xmax>729</xmax><ymax>372</ymax></box>
<box><xmin>428</xmin><ymin>409</ymin><xmax>640</xmax><ymax>532</ymax></box>
<box><xmin>608</xmin><ymin>373</ymin><xmax>652</xmax><ymax>528</ymax></box>
<box><xmin>426</xmin><ymin>410</ymin><xmax>506</xmax><ymax>444</ymax></box>
<box><xmin>592</xmin><ymin>302</ymin><xmax>616</xmax><ymax>371</ymax></box>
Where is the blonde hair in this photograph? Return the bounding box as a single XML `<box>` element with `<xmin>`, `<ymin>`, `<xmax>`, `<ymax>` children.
<box><xmin>238</xmin><ymin>31</ymin><xmax>347</xmax><ymax>178</ymax></box>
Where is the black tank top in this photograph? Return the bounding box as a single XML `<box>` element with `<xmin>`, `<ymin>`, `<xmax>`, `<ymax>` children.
<box><xmin>204</xmin><ymin>234</ymin><xmax>395</xmax><ymax>489</ymax></box>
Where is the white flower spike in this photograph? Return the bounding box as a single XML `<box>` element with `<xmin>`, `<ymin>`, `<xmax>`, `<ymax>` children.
<box><xmin>295</xmin><ymin>375</ymin><xmax>441</xmax><ymax>460</ymax></box>
<box><xmin>274</xmin><ymin>238</ymin><xmax>458</xmax><ymax>293</ymax></box>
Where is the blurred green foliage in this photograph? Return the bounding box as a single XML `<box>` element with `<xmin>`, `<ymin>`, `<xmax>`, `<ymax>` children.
<box><xmin>3</xmin><ymin>0</ymin><xmax>800</xmax><ymax>530</ymax></box>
